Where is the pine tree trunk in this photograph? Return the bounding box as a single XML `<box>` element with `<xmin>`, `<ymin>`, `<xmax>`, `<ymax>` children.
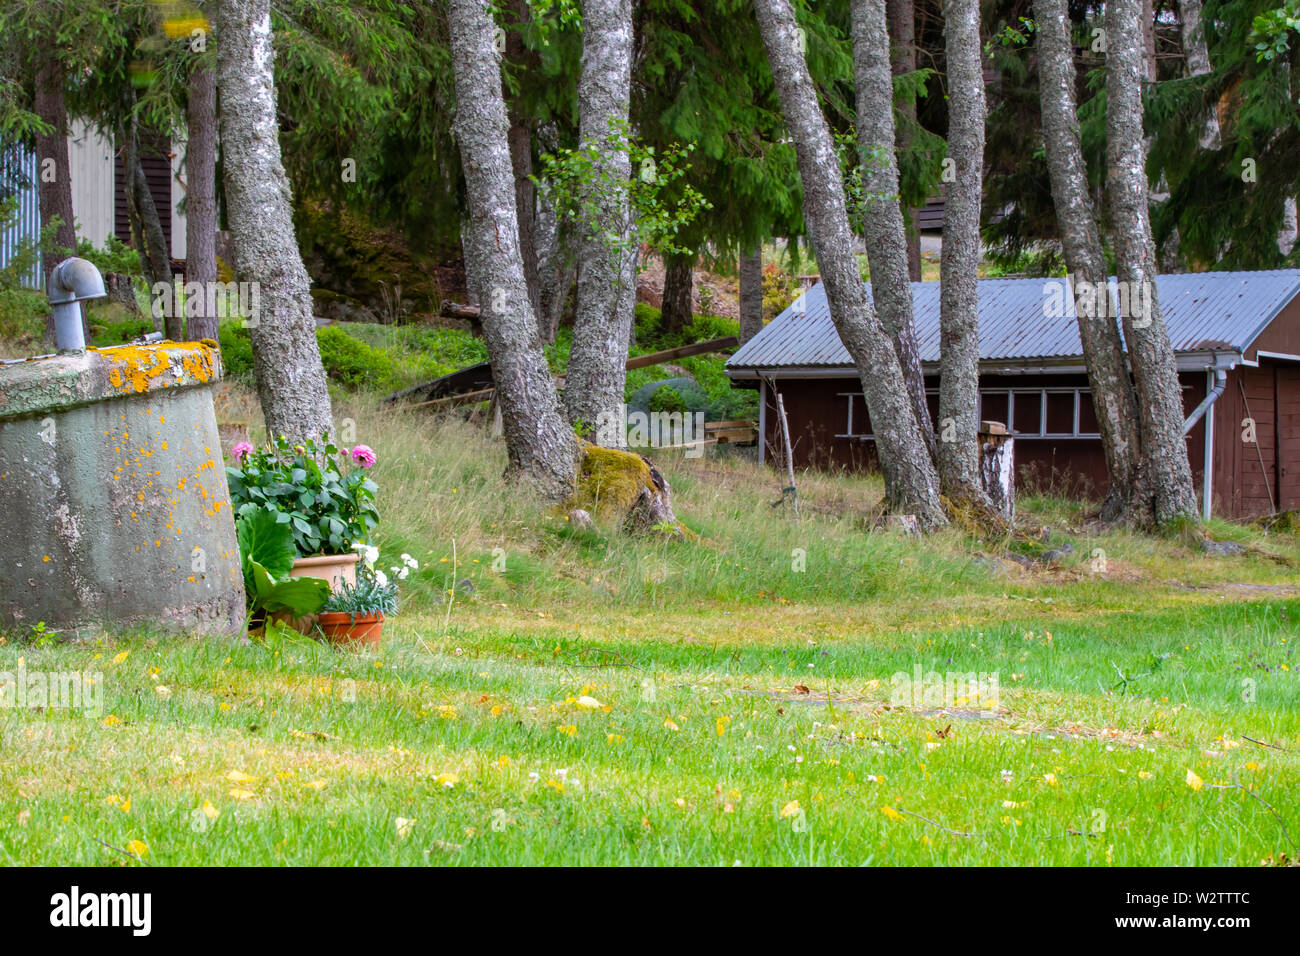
<box><xmin>1034</xmin><ymin>0</ymin><xmax>1141</xmax><ymax>521</ymax></box>
<box><xmin>214</xmin><ymin>0</ymin><xmax>333</xmax><ymax>443</ymax></box>
<box><xmin>754</xmin><ymin>0</ymin><xmax>945</xmax><ymax>528</ymax></box>
<box><xmin>1106</xmin><ymin>0</ymin><xmax>1199</xmax><ymax>526</ymax></box>
<box><xmin>660</xmin><ymin>252</ymin><xmax>693</xmax><ymax>333</ymax></box>
<box><xmin>738</xmin><ymin>246</ymin><xmax>763</xmax><ymax>344</ymax></box>
<box><xmin>564</xmin><ymin>0</ymin><xmax>635</xmax><ymax>438</ymax></box>
<box><xmin>850</xmin><ymin>0</ymin><xmax>934</xmax><ymax>462</ymax></box>
<box><xmin>185</xmin><ymin>24</ymin><xmax>220</xmax><ymax>342</ymax></box>
<box><xmin>33</xmin><ymin>42</ymin><xmax>84</xmax><ymax>344</ymax></box>
<box><xmin>447</xmin><ymin>0</ymin><xmax>577</xmax><ymax>501</ymax></box>
<box><xmin>886</xmin><ymin>0</ymin><xmax>922</xmax><ymax>281</ymax></box>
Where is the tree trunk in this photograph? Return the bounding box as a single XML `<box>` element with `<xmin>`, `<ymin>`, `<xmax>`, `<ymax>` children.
<box><xmin>120</xmin><ymin>124</ymin><xmax>157</xmax><ymax>333</ymax></box>
<box><xmin>185</xmin><ymin>22</ymin><xmax>220</xmax><ymax>342</ymax></box>
<box><xmin>754</xmin><ymin>0</ymin><xmax>945</xmax><ymax>528</ymax></box>
<box><xmin>1034</xmin><ymin>0</ymin><xmax>1141</xmax><ymax>521</ymax></box>
<box><xmin>660</xmin><ymin>252</ymin><xmax>693</xmax><ymax>333</ymax></box>
<box><xmin>214</xmin><ymin>0</ymin><xmax>333</xmax><ymax>443</ymax></box>
<box><xmin>935</xmin><ymin>0</ymin><xmax>987</xmax><ymax>501</ymax></box>
<box><xmin>535</xmin><ymin>183</ymin><xmax>573</xmax><ymax>342</ymax></box>
<box><xmin>1177</xmin><ymin>0</ymin><xmax>1221</xmax><ymax>149</ymax></box>
<box><xmin>850</xmin><ymin>0</ymin><xmax>934</xmax><ymax>462</ymax></box>
<box><xmin>505</xmin><ymin>0</ymin><xmax>541</xmax><ymax>323</ymax></box>
<box><xmin>563</xmin><ymin>0</ymin><xmax>636</xmax><ymax>439</ymax></box>
<box><xmin>447</xmin><ymin>0</ymin><xmax>577</xmax><ymax>501</ymax></box>
<box><xmin>33</xmin><ymin>42</ymin><xmax>85</xmax><ymax>345</ymax></box>
<box><xmin>1106</xmin><ymin>0</ymin><xmax>1199</xmax><ymax>526</ymax></box>
<box><xmin>132</xmin><ymin>127</ymin><xmax>178</xmax><ymax>337</ymax></box>
<box><xmin>886</xmin><ymin>0</ymin><xmax>922</xmax><ymax>281</ymax></box>
<box><xmin>738</xmin><ymin>246</ymin><xmax>763</xmax><ymax>343</ymax></box>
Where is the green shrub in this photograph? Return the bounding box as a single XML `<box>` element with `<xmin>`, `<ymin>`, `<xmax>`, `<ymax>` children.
<box><xmin>218</xmin><ymin>321</ymin><xmax>255</xmax><ymax>382</ymax></box>
<box><xmin>648</xmin><ymin>385</ymin><xmax>688</xmax><ymax>415</ymax></box>
<box><xmin>94</xmin><ymin>316</ymin><xmax>155</xmax><ymax>346</ymax></box>
<box><xmin>706</xmin><ymin>388</ymin><xmax>758</xmax><ymax>421</ymax></box>
<box><xmin>316</xmin><ymin>325</ymin><xmax>397</xmax><ymax>389</ymax></box>
<box><xmin>0</xmin><ymin>288</ymin><xmax>49</xmax><ymax>345</ymax></box>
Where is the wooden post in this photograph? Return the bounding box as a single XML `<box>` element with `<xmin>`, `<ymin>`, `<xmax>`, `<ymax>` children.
<box><xmin>775</xmin><ymin>390</ymin><xmax>799</xmax><ymax>521</ymax></box>
<box><xmin>979</xmin><ymin>420</ymin><xmax>1015</xmax><ymax>522</ymax></box>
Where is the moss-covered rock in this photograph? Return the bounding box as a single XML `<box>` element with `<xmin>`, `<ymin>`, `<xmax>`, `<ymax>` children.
<box><xmin>571</xmin><ymin>442</ymin><xmax>688</xmax><ymax>537</ymax></box>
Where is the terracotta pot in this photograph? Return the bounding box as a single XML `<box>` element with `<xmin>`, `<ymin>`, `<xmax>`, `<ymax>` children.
<box><xmin>317</xmin><ymin>611</ymin><xmax>384</xmax><ymax>648</ymax></box>
<box><xmin>273</xmin><ymin>552</ymin><xmax>361</xmax><ymax>634</ymax></box>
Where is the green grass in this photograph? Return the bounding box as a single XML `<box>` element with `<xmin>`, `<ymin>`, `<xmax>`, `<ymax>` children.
<box><xmin>1</xmin><ymin>394</ymin><xmax>1298</xmax><ymax>865</ymax></box>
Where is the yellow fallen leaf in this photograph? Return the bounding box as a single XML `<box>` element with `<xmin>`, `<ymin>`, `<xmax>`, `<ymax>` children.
<box><xmin>881</xmin><ymin>805</ymin><xmax>905</xmax><ymax>822</ymax></box>
<box><xmin>716</xmin><ymin>716</ymin><xmax>731</xmax><ymax>737</ymax></box>
<box><xmin>200</xmin><ymin>801</ymin><xmax>219</xmax><ymax>820</ymax></box>
<box><xmin>1186</xmin><ymin>769</ymin><xmax>1204</xmax><ymax>791</ymax></box>
<box><xmin>779</xmin><ymin>800</ymin><xmax>801</xmax><ymax>818</ymax></box>
<box><xmin>304</xmin><ymin>779</ymin><xmax>327</xmax><ymax>790</ymax></box>
<box><xmin>126</xmin><ymin>840</ymin><xmax>148</xmax><ymax>857</ymax></box>
<box><xmin>228</xmin><ymin>788</ymin><xmax>256</xmax><ymax>800</ymax></box>
<box><xmin>112</xmin><ymin>651</ymin><xmax>129</xmax><ymax>665</ymax></box>
<box><xmin>663</xmin><ymin>717</ymin><xmax>680</xmax><ymax>732</ymax></box>
<box><xmin>225</xmin><ymin>770</ymin><xmax>258</xmax><ymax>783</ymax></box>
<box><xmin>575</xmin><ymin>695</ymin><xmax>603</xmax><ymax>710</ymax></box>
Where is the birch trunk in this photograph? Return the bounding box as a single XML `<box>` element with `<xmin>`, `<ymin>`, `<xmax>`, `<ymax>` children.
<box><xmin>1034</xmin><ymin>0</ymin><xmax>1140</xmax><ymax>521</ymax></box>
<box><xmin>185</xmin><ymin>11</ymin><xmax>219</xmax><ymax>342</ymax></box>
<box><xmin>935</xmin><ymin>0</ymin><xmax>987</xmax><ymax>501</ymax></box>
<box><xmin>850</xmin><ymin>0</ymin><xmax>934</xmax><ymax>462</ymax></box>
<box><xmin>447</xmin><ymin>0</ymin><xmax>577</xmax><ymax>501</ymax></box>
<box><xmin>214</xmin><ymin>0</ymin><xmax>333</xmax><ymax>442</ymax></box>
<box><xmin>754</xmin><ymin>0</ymin><xmax>945</xmax><ymax>527</ymax></box>
<box><xmin>564</xmin><ymin>0</ymin><xmax>635</xmax><ymax>439</ymax></box>
<box><xmin>1106</xmin><ymin>0</ymin><xmax>1199</xmax><ymax>526</ymax></box>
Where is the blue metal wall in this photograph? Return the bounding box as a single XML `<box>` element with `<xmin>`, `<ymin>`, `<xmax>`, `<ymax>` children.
<box><xmin>0</xmin><ymin>145</ymin><xmax>45</xmax><ymax>291</ymax></box>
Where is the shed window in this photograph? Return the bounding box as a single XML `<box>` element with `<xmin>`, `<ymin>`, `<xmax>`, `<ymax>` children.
<box><xmin>839</xmin><ymin>387</ymin><xmax>1101</xmax><ymax>439</ymax></box>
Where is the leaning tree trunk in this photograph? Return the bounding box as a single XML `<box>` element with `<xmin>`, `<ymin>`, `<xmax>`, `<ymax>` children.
<box><xmin>564</xmin><ymin>0</ymin><xmax>635</xmax><ymax>440</ymax></box>
<box><xmin>887</xmin><ymin>0</ymin><xmax>922</xmax><ymax>281</ymax></box>
<box><xmin>447</xmin><ymin>0</ymin><xmax>577</xmax><ymax>501</ymax></box>
<box><xmin>754</xmin><ymin>0</ymin><xmax>945</xmax><ymax>527</ymax></box>
<box><xmin>934</xmin><ymin>0</ymin><xmax>988</xmax><ymax>502</ymax></box>
<box><xmin>214</xmin><ymin>0</ymin><xmax>333</xmax><ymax>442</ymax></box>
<box><xmin>131</xmin><ymin>126</ymin><xmax>179</xmax><ymax>338</ymax></box>
<box><xmin>660</xmin><ymin>252</ymin><xmax>694</xmax><ymax>333</ymax></box>
<box><xmin>185</xmin><ymin>19</ymin><xmax>220</xmax><ymax>342</ymax></box>
<box><xmin>33</xmin><ymin>42</ymin><xmax>85</xmax><ymax>345</ymax></box>
<box><xmin>738</xmin><ymin>246</ymin><xmax>763</xmax><ymax>343</ymax></box>
<box><xmin>1106</xmin><ymin>0</ymin><xmax>1199</xmax><ymax>526</ymax></box>
<box><xmin>1034</xmin><ymin>0</ymin><xmax>1140</xmax><ymax>521</ymax></box>
<box><xmin>850</xmin><ymin>0</ymin><xmax>935</xmax><ymax>462</ymax></box>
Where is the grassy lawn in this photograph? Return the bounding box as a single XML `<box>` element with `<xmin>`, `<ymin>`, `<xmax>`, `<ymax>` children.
<box><xmin>2</xmin><ymin>398</ymin><xmax>1298</xmax><ymax>865</ymax></box>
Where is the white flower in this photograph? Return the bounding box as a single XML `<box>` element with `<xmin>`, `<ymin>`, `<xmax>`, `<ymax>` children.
<box><xmin>397</xmin><ymin>567</ymin><xmax>409</xmax><ymax>580</ymax></box>
<box><xmin>401</xmin><ymin>553</ymin><xmax>418</xmax><ymax>569</ymax></box>
<box><xmin>374</xmin><ymin>569</ymin><xmax>388</xmax><ymax>588</ymax></box>
<box><xmin>354</xmin><ymin>543</ymin><xmax>379</xmax><ymax>567</ymax></box>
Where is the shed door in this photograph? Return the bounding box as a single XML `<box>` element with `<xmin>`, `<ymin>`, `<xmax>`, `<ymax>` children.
<box><xmin>1278</xmin><ymin>364</ymin><xmax>1300</xmax><ymax>513</ymax></box>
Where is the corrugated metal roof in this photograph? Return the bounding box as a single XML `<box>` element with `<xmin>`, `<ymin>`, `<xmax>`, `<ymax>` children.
<box><xmin>726</xmin><ymin>270</ymin><xmax>1300</xmax><ymax>370</ymax></box>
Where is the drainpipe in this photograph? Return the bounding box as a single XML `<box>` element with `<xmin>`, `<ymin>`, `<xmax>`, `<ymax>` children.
<box><xmin>47</xmin><ymin>257</ymin><xmax>107</xmax><ymax>352</ymax></box>
<box><xmin>1183</xmin><ymin>367</ymin><xmax>1227</xmax><ymax>521</ymax></box>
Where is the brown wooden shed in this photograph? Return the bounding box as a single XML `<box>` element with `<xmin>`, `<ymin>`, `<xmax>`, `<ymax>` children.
<box><xmin>725</xmin><ymin>270</ymin><xmax>1300</xmax><ymax>519</ymax></box>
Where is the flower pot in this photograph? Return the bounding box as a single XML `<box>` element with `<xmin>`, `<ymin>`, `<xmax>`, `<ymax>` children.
<box><xmin>316</xmin><ymin>611</ymin><xmax>384</xmax><ymax>649</ymax></box>
<box><xmin>272</xmin><ymin>553</ymin><xmax>361</xmax><ymax>633</ymax></box>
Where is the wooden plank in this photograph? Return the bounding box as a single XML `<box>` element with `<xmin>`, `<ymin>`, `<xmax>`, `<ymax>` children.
<box><xmin>624</xmin><ymin>336</ymin><xmax>739</xmax><ymax>369</ymax></box>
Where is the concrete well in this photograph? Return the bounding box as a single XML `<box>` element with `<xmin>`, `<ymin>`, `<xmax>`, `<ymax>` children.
<box><xmin>0</xmin><ymin>342</ymin><xmax>245</xmax><ymax>635</ymax></box>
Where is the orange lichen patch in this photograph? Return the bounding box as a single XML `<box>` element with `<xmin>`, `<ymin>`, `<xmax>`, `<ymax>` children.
<box><xmin>99</xmin><ymin>343</ymin><xmax>219</xmax><ymax>395</ymax></box>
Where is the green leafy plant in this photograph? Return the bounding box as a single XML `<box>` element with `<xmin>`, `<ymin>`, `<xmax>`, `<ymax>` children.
<box><xmin>226</xmin><ymin>434</ymin><xmax>379</xmax><ymax>557</ymax></box>
<box><xmin>236</xmin><ymin>510</ymin><xmax>330</xmax><ymax>617</ymax></box>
